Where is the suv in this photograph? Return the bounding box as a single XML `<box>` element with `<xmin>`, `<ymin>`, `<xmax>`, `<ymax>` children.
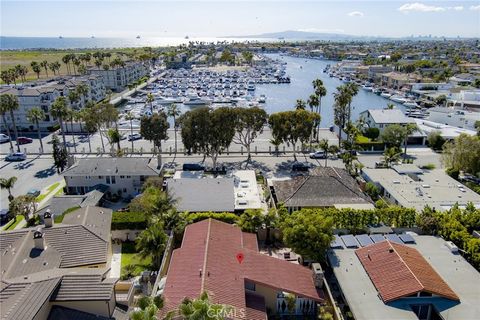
<box><xmin>292</xmin><ymin>162</ymin><xmax>310</xmax><ymax>172</ymax></box>
<box><xmin>127</xmin><ymin>133</ymin><xmax>142</xmax><ymax>141</ymax></box>
<box><xmin>309</xmin><ymin>151</ymin><xmax>327</xmax><ymax>159</ymax></box>
<box><xmin>182</xmin><ymin>163</ymin><xmax>205</xmax><ymax>171</ymax></box>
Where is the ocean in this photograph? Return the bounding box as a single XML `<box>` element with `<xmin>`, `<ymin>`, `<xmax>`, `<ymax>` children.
<box><xmin>0</xmin><ymin>36</ymin><xmax>278</xmax><ymax>50</ymax></box>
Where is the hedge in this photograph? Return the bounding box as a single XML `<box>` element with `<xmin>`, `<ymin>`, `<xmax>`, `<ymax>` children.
<box><xmin>112</xmin><ymin>211</ymin><xmax>148</xmax><ymax>230</ymax></box>
<box><xmin>183</xmin><ymin>212</ymin><xmax>239</xmax><ymax>225</ymax></box>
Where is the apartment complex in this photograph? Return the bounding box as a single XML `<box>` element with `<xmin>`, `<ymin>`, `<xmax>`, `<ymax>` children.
<box><xmin>0</xmin><ymin>75</ymin><xmax>105</xmax><ymax>131</ymax></box>
<box><xmin>87</xmin><ymin>61</ymin><xmax>148</xmax><ymax>91</ymax></box>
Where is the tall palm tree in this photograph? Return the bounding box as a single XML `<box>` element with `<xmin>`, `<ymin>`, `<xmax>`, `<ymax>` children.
<box><xmin>26</xmin><ymin>107</ymin><xmax>45</xmax><ymax>153</ymax></box>
<box><xmin>135</xmin><ymin>222</ymin><xmax>167</xmax><ymax>268</ymax></box>
<box><xmin>383</xmin><ymin>147</ymin><xmax>401</xmax><ymax>168</ymax></box>
<box><xmin>0</xmin><ymin>95</ymin><xmax>15</xmax><ymax>151</ymax></box>
<box><xmin>0</xmin><ymin>176</ymin><xmax>17</xmax><ymax>202</ymax></box>
<box><xmin>50</xmin><ymin>96</ymin><xmax>69</xmax><ymax>149</ymax></box>
<box><xmin>40</xmin><ymin>60</ymin><xmax>49</xmax><ymax>77</ymax></box>
<box><xmin>307</xmin><ymin>94</ymin><xmax>319</xmax><ymax>143</ymax></box>
<box><xmin>76</xmin><ymin>83</ymin><xmax>90</xmax><ymax>103</ymax></box>
<box><xmin>0</xmin><ymin>94</ymin><xmax>21</xmax><ymax>152</ymax></box>
<box><xmin>167</xmin><ymin>103</ymin><xmax>180</xmax><ymax>158</ymax></box>
<box><xmin>403</xmin><ymin>123</ymin><xmax>418</xmax><ymax>157</ymax></box>
<box><xmin>67</xmin><ymin>108</ymin><xmax>77</xmax><ymax>153</ymax></box>
<box><xmin>146</xmin><ymin>93</ymin><xmax>155</xmax><ymax>114</ymax></box>
<box><xmin>312</xmin><ymin>79</ymin><xmax>327</xmax><ymax>140</ymax></box>
<box><xmin>76</xmin><ymin>109</ymin><xmax>91</xmax><ymax>153</ymax></box>
<box><xmin>62</xmin><ymin>54</ymin><xmax>71</xmax><ymax>75</ymax></box>
<box><xmin>125</xmin><ymin>112</ymin><xmax>136</xmax><ymax>152</ymax></box>
<box><xmin>294</xmin><ymin>99</ymin><xmax>306</xmax><ymax>110</ymax></box>
<box><xmin>30</xmin><ymin>61</ymin><xmax>41</xmax><ymax>79</ymax></box>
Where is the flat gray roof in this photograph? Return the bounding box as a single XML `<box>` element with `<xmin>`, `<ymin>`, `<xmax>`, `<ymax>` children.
<box><xmin>362</xmin><ymin>109</ymin><xmax>416</xmax><ymax>124</ymax></box>
<box><xmin>327</xmin><ymin>235</ymin><xmax>480</xmax><ymax>320</ymax></box>
<box><xmin>62</xmin><ymin>157</ymin><xmax>160</xmax><ymax>177</ymax></box>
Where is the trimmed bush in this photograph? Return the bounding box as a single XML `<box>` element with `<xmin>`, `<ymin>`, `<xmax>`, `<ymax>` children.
<box><xmin>112</xmin><ymin>211</ymin><xmax>148</xmax><ymax>230</ymax></box>
<box><xmin>183</xmin><ymin>212</ymin><xmax>239</xmax><ymax>225</ymax></box>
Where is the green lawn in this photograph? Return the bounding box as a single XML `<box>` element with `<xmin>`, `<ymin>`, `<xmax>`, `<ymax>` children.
<box><xmin>36</xmin><ymin>182</ymin><xmax>60</xmax><ymax>202</ymax></box>
<box><xmin>356</xmin><ymin>135</ymin><xmax>372</xmax><ymax>144</ymax></box>
<box><xmin>3</xmin><ymin>216</ymin><xmax>25</xmax><ymax>231</ymax></box>
<box><xmin>121</xmin><ymin>242</ymin><xmax>152</xmax><ymax>278</ymax></box>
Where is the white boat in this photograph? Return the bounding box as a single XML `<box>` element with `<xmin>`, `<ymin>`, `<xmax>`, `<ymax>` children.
<box><xmin>380</xmin><ymin>92</ymin><xmax>392</xmax><ymax>98</ymax></box>
<box><xmin>390</xmin><ymin>95</ymin><xmax>408</xmax><ymax>104</ymax></box>
<box><xmin>403</xmin><ymin>101</ymin><xmax>419</xmax><ymax>108</ymax></box>
<box><xmin>258</xmin><ymin>95</ymin><xmax>266</xmax><ymax>103</ymax></box>
<box><xmin>183</xmin><ymin>95</ymin><xmax>211</xmax><ymax>106</ymax></box>
<box><xmin>362</xmin><ymin>84</ymin><xmax>373</xmax><ymax>91</ymax></box>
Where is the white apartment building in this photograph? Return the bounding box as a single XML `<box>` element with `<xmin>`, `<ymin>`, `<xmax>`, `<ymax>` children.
<box><xmin>87</xmin><ymin>61</ymin><xmax>148</xmax><ymax>91</ymax></box>
<box><xmin>426</xmin><ymin>107</ymin><xmax>480</xmax><ymax>130</ymax></box>
<box><xmin>0</xmin><ymin>75</ymin><xmax>105</xmax><ymax>131</ymax></box>
<box><xmin>62</xmin><ymin>157</ymin><xmax>161</xmax><ymax>199</ymax></box>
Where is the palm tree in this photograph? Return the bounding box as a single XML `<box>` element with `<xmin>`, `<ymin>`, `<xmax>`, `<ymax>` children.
<box><xmin>30</xmin><ymin>61</ymin><xmax>41</xmax><ymax>79</ymax></box>
<box><xmin>307</xmin><ymin>94</ymin><xmax>319</xmax><ymax>142</ymax></box>
<box><xmin>135</xmin><ymin>222</ymin><xmax>167</xmax><ymax>268</ymax></box>
<box><xmin>167</xmin><ymin>103</ymin><xmax>180</xmax><ymax>159</ymax></box>
<box><xmin>383</xmin><ymin>147</ymin><xmax>401</xmax><ymax>168</ymax></box>
<box><xmin>0</xmin><ymin>176</ymin><xmax>17</xmax><ymax>202</ymax></box>
<box><xmin>319</xmin><ymin>138</ymin><xmax>329</xmax><ymax>167</ymax></box>
<box><xmin>125</xmin><ymin>112</ymin><xmax>136</xmax><ymax>152</ymax></box>
<box><xmin>403</xmin><ymin>123</ymin><xmax>418</xmax><ymax>157</ymax></box>
<box><xmin>146</xmin><ymin>93</ymin><xmax>155</xmax><ymax>114</ymax></box>
<box><xmin>76</xmin><ymin>108</ymin><xmax>91</xmax><ymax>152</ymax></box>
<box><xmin>50</xmin><ymin>96</ymin><xmax>69</xmax><ymax>149</ymax></box>
<box><xmin>294</xmin><ymin>99</ymin><xmax>306</xmax><ymax>110</ymax></box>
<box><xmin>67</xmin><ymin>108</ymin><xmax>78</xmax><ymax>153</ymax></box>
<box><xmin>62</xmin><ymin>54</ymin><xmax>71</xmax><ymax>75</ymax></box>
<box><xmin>40</xmin><ymin>60</ymin><xmax>48</xmax><ymax>77</ymax></box>
<box><xmin>177</xmin><ymin>292</ymin><xmax>230</xmax><ymax>320</ymax></box>
<box><xmin>312</xmin><ymin>79</ymin><xmax>327</xmax><ymax>140</ymax></box>
<box><xmin>76</xmin><ymin>83</ymin><xmax>89</xmax><ymax>103</ymax></box>
<box><xmin>0</xmin><ymin>93</ymin><xmax>21</xmax><ymax>152</ymax></box>
<box><xmin>0</xmin><ymin>95</ymin><xmax>15</xmax><ymax>151</ymax></box>
<box><xmin>131</xmin><ymin>296</ymin><xmax>164</xmax><ymax>320</ymax></box>
<box><xmin>26</xmin><ymin>107</ymin><xmax>45</xmax><ymax>153</ymax></box>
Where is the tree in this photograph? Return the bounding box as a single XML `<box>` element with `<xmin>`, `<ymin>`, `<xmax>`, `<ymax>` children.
<box><xmin>0</xmin><ymin>176</ymin><xmax>17</xmax><ymax>202</ymax></box>
<box><xmin>442</xmin><ymin>134</ymin><xmax>480</xmax><ymax>176</ymax></box>
<box><xmin>76</xmin><ymin>82</ymin><xmax>90</xmax><ymax>103</ymax></box>
<box><xmin>363</xmin><ymin>127</ymin><xmax>380</xmax><ymax>141</ymax></box>
<box><xmin>382</xmin><ymin>147</ymin><xmax>401</xmax><ymax>168</ymax></box>
<box><xmin>176</xmin><ymin>292</ymin><xmax>230</xmax><ymax>320</ymax></box>
<box><xmin>125</xmin><ymin>112</ymin><xmax>136</xmax><ymax>152</ymax></box>
<box><xmin>40</xmin><ymin>60</ymin><xmax>49</xmax><ymax>77</ymax></box>
<box><xmin>237</xmin><ymin>209</ymin><xmax>264</xmax><ymax>232</ymax></box>
<box><xmin>333</xmin><ymin>83</ymin><xmax>358</xmax><ymax>145</ymax></box>
<box><xmin>318</xmin><ymin>139</ymin><xmax>330</xmax><ymax>167</ymax></box>
<box><xmin>130</xmin><ymin>295</ymin><xmax>163</xmax><ymax>320</ymax></box>
<box><xmin>268</xmin><ymin>110</ymin><xmax>320</xmax><ymax>161</ymax></box>
<box><xmin>381</xmin><ymin>124</ymin><xmax>408</xmax><ymax>149</ymax></box>
<box><xmin>403</xmin><ymin>123</ymin><xmax>418</xmax><ymax>157</ymax></box>
<box><xmin>281</xmin><ymin>209</ymin><xmax>334</xmax><ymax>262</ymax></box>
<box><xmin>232</xmin><ymin>107</ymin><xmax>267</xmax><ymax>164</ymax></box>
<box><xmin>427</xmin><ymin>130</ymin><xmax>445</xmax><ymax>151</ymax></box>
<box><xmin>26</xmin><ymin>107</ymin><xmax>45</xmax><ymax>153</ymax></box>
<box><xmin>50</xmin><ymin>96</ymin><xmax>70</xmax><ymax>149</ymax></box>
<box><xmin>141</xmin><ymin>112</ymin><xmax>169</xmax><ymax>168</ymax></box>
<box><xmin>312</xmin><ymin>79</ymin><xmax>327</xmax><ymax>140</ymax></box>
<box><xmin>146</xmin><ymin>93</ymin><xmax>155</xmax><ymax>114</ymax></box>
<box><xmin>167</xmin><ymin>104</ymin><xmax>181</xmax><ymax>159</ymax></box>
<box><xmin>52</xmin><ymin>134</ymin><xmax>68</xmax><ymax>172</ymax></box>
<box><xmin>135</xmin><ymin>222</ymin><xmax>167</xmax><ymax>268</ymax></box>
<box><xmin>295</xmin><ymin>99</ymin><xmax>306</xmax><ymax>110</ymax></box>
<box><xmin>30</xmin><ymin>61</ymin><xmax>41</xmax><ymax>78</ymax></box>
<box><xmin>9</xmin><ymin>195</ymin><xmax>36</xmax><ymax>221</ymax></box>
<box><xmin>107</xmin><ymin>128</ymin><xmax>122</xmax><ymax>155</ymax></box>
<box><xmin>179</xmin><ymin>107</ymin><xmax>235</xmax><ymax>169</ymax></box>
<box><xmin>0</xmin><ymin>94</ymin><xmax>16</xmax><ymax>151</ymax></box>
<box><xmin>365</xmin><ymin>182</ymin><xmax>380</xmax><ymax>201</ymax></box>
<box><xmin>0</xmin><ymin>93</ymin><xmax>21</xmax><ymax>152</ymax></box>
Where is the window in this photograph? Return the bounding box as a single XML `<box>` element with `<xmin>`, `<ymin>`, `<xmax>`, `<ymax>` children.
<box><xmin>120</xmin><ymin>175</ymin><xmax>125</xmax><ymax>179</ymax></box>
<box><xmin>98</xmin><ymin>176</ymin><xmax>103</xmax><ymax>179</ymax></box>
<box><xmin>111</xmin><ymin>176</ymin><xmax>116</xmax><ymax>184</ymax></box>
<box><xmin>106</xmin><ymin>176</ymin><xmax>111</xmax><ymax>184</ymax></box>
<box><xmin>245</xmin><ymin>281</ymin><xmax>256</xmax><ymax>291</ymax></box>
<box><xmin>140</xmin><ymin>176</ymin><xmax>145</xmax><ymax>182</ymax></box>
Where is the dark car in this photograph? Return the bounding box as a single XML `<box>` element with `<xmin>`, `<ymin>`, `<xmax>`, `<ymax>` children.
<box><xmin>17</xmin><ymin>137</ymin><xmax>33</xmax><ymax>144</ymax></box>
<box><xmin>292</xmin><ymin>162</ymin><xmax>310</xmax><ymax>172</ymax></box>
<box><xmin>182</xmin><ymin>163</ymin><xmax>205</xmax><ymax>171</ymax></box>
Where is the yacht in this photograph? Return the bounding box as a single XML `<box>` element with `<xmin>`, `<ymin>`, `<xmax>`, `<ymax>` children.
<box><xmin>136</xmin><ymin>35</ymin><xmax>141</xmax><ymax>39</ymax></box>
<box><xmin>380</xmin><ymin>92</ymin><xmax>392</xmax><ymax>98</ymax></box>
<box><xmin>183</xmin><ymin>95</ymin><xmax>211</xmax><ymax>106</ymax></box>
<box><xmin>390</xmin><ymin>95</ymin><xmax>408</xmax><ymax>104</ymax></box>
<box><xmin>258</xmin><ymin>95</ymin><xmax>266</xmax><ymax>103</ymax></box>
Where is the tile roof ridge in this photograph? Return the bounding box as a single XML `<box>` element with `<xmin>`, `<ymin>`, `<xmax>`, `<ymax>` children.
<box><xmin>389</xmin><ymin>241</ymin><xmax>424</xmax><ymax>293</ymax></box>
<box><xmin>284</xmin><ymin>175</ymin><xmax>310</xmax><ymax>203</ymax></box>
<box><xmin>200</xmin><ymin>218</ymin><xmax>212</xmax><ymax>293</ymax></box>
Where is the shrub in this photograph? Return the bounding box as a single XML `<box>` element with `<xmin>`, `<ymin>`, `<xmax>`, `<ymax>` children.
<box><xmin>446</xmin><ymin>167</ymin><xmax>459</xmax><ymax>180</ymax></box>
<box><xmin>421</xmin><ymin>163</ymin><xmax>436</xmax><ymax>170</ymax></box>
<box><xmin>47</xmin><ymin>124</ymin><xmax>61</xmax><ymax>132</ymax></box>
<box><xmin>427</xmin><ymin>131</ymin><xmax>445</xmax><ymax>151</ymax></box>
<box><xmin>112</xmin><ymin>211</ymin><xmax>148</xmax><ymax>230</ymax></box>
<box><xmin>363</xmin><ymin>127</ymin><xmax>380</xmax><ymax>141</ymax></box>
<box><xmin>365</xmin><ymin>182</ymin><xmax>380</xmax><ymax>201</ymax></box>
<box><xmin>375</xmin><ymin>198</ymin><xmax>389</xmax><ymax>209</ymax></box>
<box><xmin>183</xmin><ymin>212</ymin><xmax>239</xmax><ymax>225</ymax></box>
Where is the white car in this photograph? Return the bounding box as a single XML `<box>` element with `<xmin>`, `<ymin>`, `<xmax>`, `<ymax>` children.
<box><xmin>0</xmin><ymin>134</ymin><xmax>10</xmax><ymax>144</ymax></box>
<box><xmin>5</xmin><ymin>152</ymin><xmax>27</xmax><ymax>161</ymax></box>
<box><xmin>309</xmin><ymin>151</ymin><xmax>327</xmax><ymax>159</ymax></box>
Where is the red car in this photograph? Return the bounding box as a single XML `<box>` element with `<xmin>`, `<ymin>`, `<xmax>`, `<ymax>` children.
<box><xmin>17</xmin><ymin>137</ymin><xmax>33</xmax><ymax>144</ymax></box>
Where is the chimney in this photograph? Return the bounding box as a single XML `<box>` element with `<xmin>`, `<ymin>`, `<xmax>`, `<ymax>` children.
<box><xmin>311</xmin><ymin>263</ymin><xmax>324</xmax><ymax>289</ymax></box>
<box><xmin>44</xmin><ymin>210</ymin><xmax>54</xmax><ymax>228</ymax></box>
<box><xmin>33</xmin><ymin>228</ymin><xmax>45</xmax><ymax>250</ymax></box>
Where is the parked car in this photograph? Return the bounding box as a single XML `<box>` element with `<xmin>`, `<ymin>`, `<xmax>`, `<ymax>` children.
<box><xmin>127</xmin><ymin>133</ymin><xmax>142</xmax><ymax>141</ymax></box>
<box><xmin>27</xmin><ymin>188</ymin><xmax>41</xmax><ymax>197</ymax></box>
<box><xmin>182</xmin><ymin>163</ymin><xmax>205</xmax><ymax>171</ymax></box>
<box><xmin>309</xmin><ymin>151</ymin><xmax>327</xmax><ymax>159</ymax></box>
<box><xmin>0</xmin><ymin>134</ymin><xmax>10</xmax><ymax>144</ymax></box>
<box><xmin>17</xmin><ymin>137</ymin><xmax>33</xmax><ymax>144</ymax></box>
<box><xmin>292</xmin><ymin>162</ymin><xmax>311</xmax><ymax>172</ymax></box>
<box><xmin>5</xmin><ymin>152</ymin><xmax>27</xmax><ymax>161</ymax></box>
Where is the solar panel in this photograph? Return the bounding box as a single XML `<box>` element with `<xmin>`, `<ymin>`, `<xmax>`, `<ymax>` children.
<box><xmin>385</xmin><ymin>233</ymin><xmax>403</xmax><ymax>244</ymax></box>
<box><xmin>341</xmin><ymin>234</ymin><xmax>359</xmax><ymax>248</ymax></box>
<box><xmin>330</xmin><ymin>235</ymin><xmax>344</xmax><ymax>249</ymax></box>
<box><xmin>370</xmin><ymin>234</ymin><xmax>386</xmax><ymax>243</ymax></box>
<box><xmin>399</xmin><ymin>233</ymin><xmax>416</xmax><ymax>243</ymax></box>
<box><xmin>355</xmin><ymin>234</ymin><xmax>374</xmax><ymax>247</ymax></box>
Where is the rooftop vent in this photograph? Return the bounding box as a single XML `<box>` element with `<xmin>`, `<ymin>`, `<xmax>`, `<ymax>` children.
<box><xmin>44</xmin><ymin>209</ymin><xmax>54</xmax><ymax>228</ymax></box>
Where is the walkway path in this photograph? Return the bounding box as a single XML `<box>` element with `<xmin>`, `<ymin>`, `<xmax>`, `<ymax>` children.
<box><xmin>110</xmin><ymin>243</ymin><xmax>122</xmax><ymax>279</ymax></box>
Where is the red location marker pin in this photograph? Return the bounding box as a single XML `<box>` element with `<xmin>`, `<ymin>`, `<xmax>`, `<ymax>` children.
<box><xmin>236</xmin><ymin>253</ymin><xmax>244</xmax><ymax>264</ymax></box>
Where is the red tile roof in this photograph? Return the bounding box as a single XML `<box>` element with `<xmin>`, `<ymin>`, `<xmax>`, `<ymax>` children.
<box><xmin>356</xmin><ymin>240</ymin><xmax>459</xmax><ymax>303</ymax></box>
<box><xmin>161</xmin><ymin>219</ymin><xmax>324</xmax><ymax>319</ymax></box>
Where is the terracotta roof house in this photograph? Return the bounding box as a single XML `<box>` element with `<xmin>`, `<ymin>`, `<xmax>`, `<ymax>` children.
<box><xmin>160</xmin><ymin>219</ymin><xmax>325</xmax><ymax>319</ymax></box>
<box><xmin>327</xmin><ymin>235</ymin><xmax>480</xmax><ymax>320</ymax></box>
<box><xmin>271</xmin><ymin>167</ymin><xmax>373</xmax><ymax>211</ymax></box>
<box><xmin>0</xmin><ymin>206</ymin><xmax>124</xmax><ymax>320</ymax></box>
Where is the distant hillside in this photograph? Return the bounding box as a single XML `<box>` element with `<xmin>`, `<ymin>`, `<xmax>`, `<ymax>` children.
<box><xmin>228</xmin><ymin>30</ymin><xmax>380</xmax><ymax>41</ymax></box>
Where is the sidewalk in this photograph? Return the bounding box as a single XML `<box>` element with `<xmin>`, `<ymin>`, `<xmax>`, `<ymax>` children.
<box><xmin>110</xmin><ymin>243</ymin><xmax>122</xmax><ymax>279</ymax></box>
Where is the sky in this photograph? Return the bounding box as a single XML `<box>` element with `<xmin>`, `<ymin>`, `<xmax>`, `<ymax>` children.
<box><xmin>1</xmin><ymin>0</ymin><xmax>479</xmax><ymax>38</ymax></box>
